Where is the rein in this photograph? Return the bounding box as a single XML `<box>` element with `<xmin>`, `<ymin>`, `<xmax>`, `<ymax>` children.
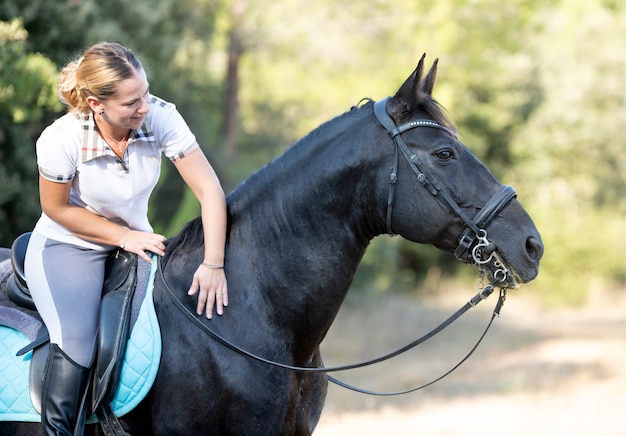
<box><xmin>158</xmin><ymin>254</ymin><xmax>510</xmax><ymax>396</ymax></box>
<box><xmin>158</xmin><ymin>99</ymin><xmax>518</xmax><ymax>396</ymax></box>
<box><xmin>330</xmin><ymin>285</ymin><xmax>507</xmax><ymax>396</ymax></box>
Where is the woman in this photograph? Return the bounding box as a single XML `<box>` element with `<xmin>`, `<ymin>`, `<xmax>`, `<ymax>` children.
<box><xmin>24</xmin><ymin>42</ymin><xmax>228</xmax><ymax>435</ymax></box>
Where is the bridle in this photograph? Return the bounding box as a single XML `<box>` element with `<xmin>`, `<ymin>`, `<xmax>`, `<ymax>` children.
<box><xmin>159</xmin><ymin>99</ymin><xmax>519</xmax><ymax>396</ymax></box>
<box><xmin>373</xmin><ymin>97</ymin><xmax>518</xmax><ymax>281</ymax></box>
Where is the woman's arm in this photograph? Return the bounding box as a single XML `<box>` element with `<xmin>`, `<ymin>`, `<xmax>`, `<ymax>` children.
<box><xmin>174</xmin><ymin>147</ymin><xmax>228</xmax><ymax>319</ymax></box>
<box><xmin>39</xmin><ymin>176</ymin><xmax>166</xmax><ymax>263</ymax></box>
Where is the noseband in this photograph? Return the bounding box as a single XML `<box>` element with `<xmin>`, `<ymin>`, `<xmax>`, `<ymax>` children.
<box><xmin>373</xmin><ymin>98</ymin><xmax>517</xmax><ymax>276</ymax></box>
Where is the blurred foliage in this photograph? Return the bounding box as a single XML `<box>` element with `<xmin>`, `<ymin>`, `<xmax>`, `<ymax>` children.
<box><xmin>506</xmin><ymin>0</ymin><xmax>626</xmax><ymax>304</ymax></box>
<box><xmin>1</xmin><ymin>0</ymin><xmax>624</xmax><ymax>305</ymax></box>
<box><xmin>0</xmin><ymin>18</ymin><xmax>61</xmax><ymax>245</ymax></box>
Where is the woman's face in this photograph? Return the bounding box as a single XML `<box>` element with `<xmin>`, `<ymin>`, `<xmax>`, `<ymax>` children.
<box><xmin>91</xmin><ymin>68</ymin><xmax>151</xmax><ymax>132</ymax></box>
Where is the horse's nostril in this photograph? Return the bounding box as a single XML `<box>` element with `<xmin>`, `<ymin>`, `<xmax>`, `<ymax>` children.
<box><xmin>526</xmin><ymin>236</ymin><xmax>544</xmax><ymax>261</ymax></box>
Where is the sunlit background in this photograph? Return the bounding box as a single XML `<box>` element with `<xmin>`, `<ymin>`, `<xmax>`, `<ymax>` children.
<box><xmin>1</xmin><ymin>0</ymin><xmax>624</xmax><ymax>434</ymax></box>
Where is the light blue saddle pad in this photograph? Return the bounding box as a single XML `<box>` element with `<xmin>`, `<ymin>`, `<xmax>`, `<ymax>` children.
<box><xmin>0</xmin><ymin>258</ymin><xmax>161</xmax><ymax>423</ymax></box>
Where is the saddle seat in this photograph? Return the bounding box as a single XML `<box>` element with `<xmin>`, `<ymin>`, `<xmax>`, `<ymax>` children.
<box><xmin>6</xmin><ymin>233</ymin><xmax>35</xmax><ymax>311</ymax></box>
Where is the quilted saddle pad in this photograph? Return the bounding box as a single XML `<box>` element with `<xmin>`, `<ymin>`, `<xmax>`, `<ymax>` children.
<box><xmin>0</xmin><ymin>258</ymin><xmax>161</xmax><ymax>422</ymax></box>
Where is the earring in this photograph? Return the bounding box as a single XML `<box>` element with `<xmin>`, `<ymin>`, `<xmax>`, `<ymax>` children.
<box><xmin>98</xmin><ymin>110</ymin><xmax>104</xmax><ymax>115</ymax></box>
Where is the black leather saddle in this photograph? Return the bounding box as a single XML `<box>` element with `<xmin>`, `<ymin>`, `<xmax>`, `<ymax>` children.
<box><xmin>5</xmin><ymin>232</ymin><xmax>138</xmax><ymax>417</ymax></box>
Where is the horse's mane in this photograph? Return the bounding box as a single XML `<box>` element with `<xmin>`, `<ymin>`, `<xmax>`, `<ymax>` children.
<box><xmin>162</xmin><ymin>95</ymin><xmax>454</xmax><ymax>259</ymax></box>
<box><xmin>163</xmin><ymin>217</ymin><xmax>204</xmax><ymax>258</ymax></box>
<box><xmin>162</xmin><ymin>105</ymin><xmax>367</xmax><ymax>259</ymax></box>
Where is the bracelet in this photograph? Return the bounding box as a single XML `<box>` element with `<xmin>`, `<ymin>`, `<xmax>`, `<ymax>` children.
<box><xmin>201</xmin><ymin>262</ymin><xmax>224</xmax><ymax>270</ymax></box>
<box><xmin>119</xmin><ymin>229</ymin><xmax>129</xmax><ymax>250</ymax></box>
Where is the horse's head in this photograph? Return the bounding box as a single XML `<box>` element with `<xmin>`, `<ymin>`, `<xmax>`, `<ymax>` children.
<box><xmin>378</xmin><ymin>54</ymin><xmax>543</xmax><ymax>286</ymax></box>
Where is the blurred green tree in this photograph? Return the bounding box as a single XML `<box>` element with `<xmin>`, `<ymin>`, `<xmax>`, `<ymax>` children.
<box><xmin>0</xmin><ymin>0</ymin><xmax>225</xmax><ymax>238</ymax></box>
<box><xmin>1</xmin><ymin>0</ymin><xmax>624</xmax><ymax>304</ymax></box>
<box><xmin>0</xmin><ymin>19</ymin><xmax>62</xmax><ymax>246</ymax></box>
<box><xmin>508</xmin><ymin>0</ymin><xmax>626</xmax><ymax>303</ymax></box>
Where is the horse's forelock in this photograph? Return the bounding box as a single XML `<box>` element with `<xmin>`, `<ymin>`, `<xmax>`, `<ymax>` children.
<box><xmin>416</xmin><ymin>93</ymin><xmax>456</xmax><ymax>132</ymax></box>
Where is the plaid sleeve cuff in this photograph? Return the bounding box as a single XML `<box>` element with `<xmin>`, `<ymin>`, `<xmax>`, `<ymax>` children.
<box><xmin>39</xmin><ymin>166</ymin><xmax>74</xmax><ymax>183</ymax></box>
<box><xmin>169</xmin><ymin>143</ymin><xmax>200</xmax><ymax>163</ymax></box>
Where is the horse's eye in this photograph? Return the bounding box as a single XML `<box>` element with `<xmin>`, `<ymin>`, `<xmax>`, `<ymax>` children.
<box><xmin>435</xmin><ymin>149</ymin><xmax>454</xmax><ymax>161</ymax></box>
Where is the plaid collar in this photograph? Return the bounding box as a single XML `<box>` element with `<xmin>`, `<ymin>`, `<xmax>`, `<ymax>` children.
<box><xmin>80</xmin><ymin>111</ymin><xmax>156</xmax><ymax>162</ymax></box>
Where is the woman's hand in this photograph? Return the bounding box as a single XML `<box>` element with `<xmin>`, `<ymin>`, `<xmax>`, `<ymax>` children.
<box><xmin>173</xmin><ymin>148</ymin><xmax>228</xmax><ymax>319</ymax></box>
<box><xmin>119</xmin><ymin>229</ymin><xmax>167</xmax><ymax>263</ymax></box>
<box><xmin>39</xmin><ymin>176</ymin><xmax>167</xmax><ymax>258</ymax></box>
<box><xmin>187</xmin><ymin>264</ymin><xmax>228</xmax><ymax>319</ymax></box>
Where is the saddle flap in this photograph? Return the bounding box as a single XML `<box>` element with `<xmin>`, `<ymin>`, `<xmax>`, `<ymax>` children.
<box><xmin>28</xmin><ymin>326</ymin><xmax>51</xmax><ymax>414</ymax></box>
<box><xmin>92</xmin><ymin>251</ymin><xmax>138</xmax><ymax>413</ymax></box>
<box><xmin>103</xmin><ymin>250</ymin><xmax>136</xmax><ymax>295</ymax></box>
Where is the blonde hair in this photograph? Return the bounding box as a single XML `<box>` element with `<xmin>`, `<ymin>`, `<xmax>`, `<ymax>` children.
<box><xmin>57</xmin><ymin>42</ymin><xmax>143</xmax><ymax>114</ymax></box>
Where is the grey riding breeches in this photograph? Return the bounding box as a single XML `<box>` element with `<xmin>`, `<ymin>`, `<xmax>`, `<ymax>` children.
<box><xmin>24</xmin><ymin>231</ymin><xmax>110</xmax><ymax>367</ymax></box>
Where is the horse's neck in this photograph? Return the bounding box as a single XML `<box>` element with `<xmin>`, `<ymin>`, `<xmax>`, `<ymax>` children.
<box><xmin>230</xmin><ymin>138</ymin><xmax>373</xmax><ymax>272</ymax></box>
<box><xmin>230</xmin><ymin>112</ymin><xmax>381</xmax><ymax>248</ymax></box>
<box><xmin>227</xmin><ymin>112</ymin><xmax>383</xmax><ymax>347</ymax></box>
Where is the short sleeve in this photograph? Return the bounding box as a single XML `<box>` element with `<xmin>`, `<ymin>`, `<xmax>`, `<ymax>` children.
<box><xmin>147</xmin><ymin>97</ymin><xmax>199</xmax><ymax>162</ymax></box>
<box><xmin>36</xmin><ymin>114</ymin><xmax>80</xmax><ymax>183</ymax></box>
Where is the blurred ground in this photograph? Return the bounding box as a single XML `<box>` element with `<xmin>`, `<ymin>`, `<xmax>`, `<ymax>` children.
<box><xmin>314</xmin><ymin>283</ymin><xmax>626</xmax><ymax>435</ymax></box>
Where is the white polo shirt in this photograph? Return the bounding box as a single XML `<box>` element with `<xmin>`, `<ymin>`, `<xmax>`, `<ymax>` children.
<box><xmin>34</xmin><ymin>95</ymin><xmax>198</xmax><ymax>250</ymax></box>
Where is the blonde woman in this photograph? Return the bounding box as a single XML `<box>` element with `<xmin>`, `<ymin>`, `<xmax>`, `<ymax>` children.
<box><xmin>24</xmin><ymin>42</ymin><xmax>228</xmax><ymax>435</ymax></box>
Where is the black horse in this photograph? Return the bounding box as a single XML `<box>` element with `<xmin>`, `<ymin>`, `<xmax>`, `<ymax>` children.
<box><xmin>1</xmin><ymin>56</ymin><xmax>542</xmax><ymax>435</ymax></box>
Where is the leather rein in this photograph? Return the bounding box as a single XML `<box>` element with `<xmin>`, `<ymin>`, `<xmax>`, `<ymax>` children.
<box><xmin>159</xmin><ymin>99</ymin><xmax>518</xmax><ymax>396</ymax></box>
<box><xmin>159</xmin><ymin>259</ymin><xmax>507</xmax><ymax>396</ymax></box>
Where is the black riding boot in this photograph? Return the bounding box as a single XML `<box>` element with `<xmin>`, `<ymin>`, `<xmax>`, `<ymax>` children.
<box><xmin>41</xmin><ymin>344</ymin><xmax>92</xmax><ymax>436</ymax></box>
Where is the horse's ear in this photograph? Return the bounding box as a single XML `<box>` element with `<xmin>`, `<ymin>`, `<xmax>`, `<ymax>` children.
<box><xmin>420</xmin><ymin>58</ymin><xmax>438</xmax><ymax>96</ymax></box>
<box><xmin>387</xmin><ymin>54</ymin><xmax>426</xmax><ymax>122</ymax></box>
